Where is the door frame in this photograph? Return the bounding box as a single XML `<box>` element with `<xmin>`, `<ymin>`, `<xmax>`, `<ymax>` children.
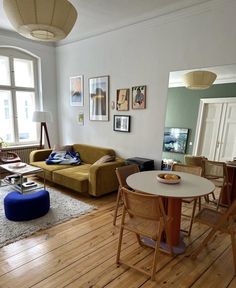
<box><xmin>193</xmin><ymin>97</ymin><xmax>236</xmax><ymax>156</ymax></box>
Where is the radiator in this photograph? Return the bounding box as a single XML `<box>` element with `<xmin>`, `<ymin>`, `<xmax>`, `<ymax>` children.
<box><xmin>4</xmin><ymin>145</ymin><xmax>41</xmax><ymax>164</ymax></box>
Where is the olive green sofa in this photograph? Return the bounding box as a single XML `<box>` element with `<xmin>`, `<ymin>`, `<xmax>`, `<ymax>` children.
<box><xmin>29</xmin><ymin>144</ymin><xmax>125</xmax><ymax>197</ymax></box>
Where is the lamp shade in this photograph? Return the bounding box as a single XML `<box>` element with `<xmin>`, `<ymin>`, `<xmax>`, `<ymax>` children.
<box><xmin>183</xmin><ymin>71</ymin><xmax>217</xmax><ymax>90</ymax></box>
<box><xmin>3</xmin><ymin>0</ymin><xmax>77</xmax><ymax>41</ymax></box>
<box><xmin>32</xmin><ymin>111</ymin><xmax>52</xmax><ymax>123</ymax></box>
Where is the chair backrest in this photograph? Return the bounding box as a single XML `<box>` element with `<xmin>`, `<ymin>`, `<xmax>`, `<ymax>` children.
<box><xmin>115</xmin><ymin>164</ymin><xmax>140</xmax><ymax>188</ymax></box>
<box><xmin>203</xmin><ymin>160</ymin><xmax>228</xmax><ymax>180</ymax></box>
<box><xmin>121</xmin><ymin>187</ymin><xmax>166</xmax><ymax>221</ymax></box>
<box><xmin>172</xmin><ymin>163</ymin><xmax>202</xmax><ymax>176</ymax></box>
<box><xmin>184</xmin><ymin>155</ymin><xmax>207</xmax><ymax>168</ymax></box>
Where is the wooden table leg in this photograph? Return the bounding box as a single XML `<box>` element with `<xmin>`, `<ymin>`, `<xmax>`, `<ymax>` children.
<box><xmin>167</xmin><ymin>198</ymin><xmax>182</xmax><ymax>246</ymax></box>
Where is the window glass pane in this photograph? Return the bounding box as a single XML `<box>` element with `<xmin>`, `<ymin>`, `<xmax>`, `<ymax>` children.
<box><xmin>0</xmin><ymin>56</ymin><xmax>10</xmax><ymax>86</ymax></box>
<box><xmin>14</xmin><ymin>58</ymin><xmax>34</xmax><ymax>88</ymax></box>
<box><xmin>0</xmin><ymin>90</ymin><xmax>14</xmax><ymax>143</ymax></box>
<box><xmin>16</xmin><ymin>91</ymin><xmax>37</xmax><ymax>142</ymax></box>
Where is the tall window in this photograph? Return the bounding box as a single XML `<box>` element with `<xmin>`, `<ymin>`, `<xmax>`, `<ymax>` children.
<box><xmin>0</xmin><ymin>48</ymin><xmax>39</xmax><ymax>145</ymax></box>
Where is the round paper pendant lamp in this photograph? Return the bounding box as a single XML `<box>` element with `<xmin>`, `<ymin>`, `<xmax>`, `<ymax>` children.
<box><xmin>183</xmin><ymin>71</ymin><xmax>217</xmax><ymax>90</ymax></box>
<box><xmin>3</xmin><ymin>0</ymin><xmax>78</xmax><ymax>41</ymax></box>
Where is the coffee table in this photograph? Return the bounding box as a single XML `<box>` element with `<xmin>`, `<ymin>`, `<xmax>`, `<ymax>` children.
<box><xmin>0</xmin><ymin>163</ymin><xmax>45</xmax><ymax>193</ymax></box>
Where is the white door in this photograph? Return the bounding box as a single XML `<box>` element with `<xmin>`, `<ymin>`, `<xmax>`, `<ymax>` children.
<box><xmin>194</xmin><ymin>98</ymin><xmax>236</xmax><ymax>161</ymax></box>
<box><xmin>218</xmin><ymin>102</ymin><xmax>236</xmax><ymax>161</ymax></box>
<box><xmin>196</xmin><ymin>103</ymin><xmax>222</xmax><ymax>160</ymax></box>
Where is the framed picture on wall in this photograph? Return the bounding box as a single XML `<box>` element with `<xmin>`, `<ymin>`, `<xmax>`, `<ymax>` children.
<box><xmin>70</xmin><ymin>75</ymin><xmax>83</xmax><ymax>106</ymax></box>
<box><xmin>113</xmin><ymin>115</ymin><xmax>131</xmax><ymax>132</ymax></box>
<box><xmin>163</xmin><ymin>127</ymin><xmax>189</xmax><ymax>154</ymax></box>
<box><xmin>89</xmin><ymin>76</ymin><xmax>109</xmax><ymax>121</ymax></box>
<box><xmin>116</xmin><ymin>88</ymin><xmax>129</xmax><ymax>111</ymax></box>
<box><xmin>132</xmin><ymin>85</ymin><xmax>146</xmax><ymax>109</ymax></box>
<box><xmin>77</xmin><ymin>112</ymin><xmax>84</xmax><ymax>125</ymax></box>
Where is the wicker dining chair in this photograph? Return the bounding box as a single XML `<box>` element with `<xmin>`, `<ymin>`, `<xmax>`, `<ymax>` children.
<box><xmin>116</xmin><ymin>187</ymin><xmax>173</xmax><ymax>281</ymax></box>
<box><xmin>191</xmin><ymin>200</ymin><xmax>236</xmax><ymax>274</ymax></box>
<box><xmin>172</xmin><ymin>163</ymin><xmax>202</xmax><ymax>236</ymax></box>
<box><xmin>113</xmin><ymin>164</ymin><xmax>140</xmax><ymax>225</ymax></box>
<box><xmin>202</xmin><ymin>160</ymin><xmax>231</xmax><ymax>209</ymax></box>
<box><xmin>184</xmin><ymin>155</ymin><xmax>216</xmax><ymax>203</ymax></box>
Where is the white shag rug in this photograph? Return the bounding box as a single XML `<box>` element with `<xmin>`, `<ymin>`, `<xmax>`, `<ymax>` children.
<box><xmin>0</xmin><ymin>186</ymin><xmax>96</xmax><ymax>248</ymax></box>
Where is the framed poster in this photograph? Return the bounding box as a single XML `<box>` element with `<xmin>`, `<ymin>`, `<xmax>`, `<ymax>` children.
<box><xmin>113</xmin><ymin>115</ymin><xmax>131</xmax><ymax>132</ymax></box>
<box><xmin>70</xmin><ymin>75</ymin><xmax>83</xmax><ymax>106</ymax></box>
<box><xmin>77</xmin><ymin>112</ymin><xmax>84</xmax><ymax>125</ymax></box>
<box><xmin>132</xmin><ymin>85</ymin><xmax>146</xmax><ymax>109</ymax></box>
<box><xmin>89</xmin><ymin>76</ymin><xmax>109</xmax><ymax>121</ymax></box>
<box><xmin>163</xmin><ymin>127</ymin><xmax>189</xmax><ymax>154</ymax></box>
<box><xmin>116</xmin><ymin>88</ymin><xmax>129</xmax><ymax>111</ymax></box>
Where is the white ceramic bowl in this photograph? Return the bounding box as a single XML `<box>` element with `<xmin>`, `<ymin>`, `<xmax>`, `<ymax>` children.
<box><xmin>156</xmin><ymin>173</ymin><xmax>181</xmax><ymax>184</ymax></box>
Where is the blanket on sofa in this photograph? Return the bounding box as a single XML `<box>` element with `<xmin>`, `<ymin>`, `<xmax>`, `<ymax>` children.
<box><xmin>46</xmin><ymin>151</ymin><xmax>81</xmax><ymax>165</ymax></box>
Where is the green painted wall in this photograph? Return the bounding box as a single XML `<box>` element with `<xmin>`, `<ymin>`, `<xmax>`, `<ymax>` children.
<box><xmin>163</xmin><ymin>83</ymin><xmax>236</xmax><ymax>163</ymax></box>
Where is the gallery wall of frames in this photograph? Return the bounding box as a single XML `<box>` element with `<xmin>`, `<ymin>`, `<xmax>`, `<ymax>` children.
<box><xmin>69</xmin><ymin>74</ymin><xmax>147</xmax><ymax>133</ymax></box>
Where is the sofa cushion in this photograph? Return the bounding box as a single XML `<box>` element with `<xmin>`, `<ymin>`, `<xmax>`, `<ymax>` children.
<box><xmin>53</xmin><ymin>164</ymin><xmax>91</xmax><ymax>193</ymax></box>
<box><xmin>30</xmin><ymin>161</ymin><xmax>70</xmax><ymax>181</ymax></box>
<box><xmin>73</xmin><ymin>144</ymin><xmax>116</xmax><ymax>164</ymax></box>
<box><xmin>93</xmin><ymin>155</ymin><xmax>116</xmax><ymax>165</ymax></box>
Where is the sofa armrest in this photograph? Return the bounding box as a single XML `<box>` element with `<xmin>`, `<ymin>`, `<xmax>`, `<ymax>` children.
<box><xmin>29</xmin><ymin>149</ymin><xmax>52</xmax><ymax>163</ymax></box>
<box><xmin>89</xmin><ymin>158</ymin><xmax>125</xmax><ymax>197</ymax></box>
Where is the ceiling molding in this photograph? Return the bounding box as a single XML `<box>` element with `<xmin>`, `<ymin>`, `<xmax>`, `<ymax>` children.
<box><xmin>56</xmin><ymin>0</ymin><xmax>213</xmax><ymax>46</ymax></box>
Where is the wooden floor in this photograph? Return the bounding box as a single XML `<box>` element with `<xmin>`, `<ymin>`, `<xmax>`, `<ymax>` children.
<box><xmin>0</xmin><ymin>183</ymin><xmax>235</xmax><ymax>288</ymax></box>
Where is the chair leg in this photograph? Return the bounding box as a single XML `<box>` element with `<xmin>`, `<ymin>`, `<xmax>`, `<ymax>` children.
<box><xmin>187</xmin><ymin>198</ymin><xmax>197</xmax><ymax>237</ymax></box>
<box><xmin>230</xmin><ymin>230</ymin><xmax>236</xmax><ymax>275</ymax></box>
<box><xmin>151</xmin><ymin>226</ymin><xmax>163</xmax><ymax>281</ymax></box>
<box><xmin>135</xmin><ymin>234</ymin><xmax>144</xmax><ymax>246</ymax></box>
<box><xmin>116</xmin><ymin>207</ymin><xmax>126</xmax><ymax>265</ymax></box>
<box><xmin>198</xmin><ymin>197</ymin><xmax>201</xmax><ymax>211</ymax></box>
<box><xmin>113</xmin><ymin>187</ymin><xmax>122</xmax><ymax>226</ymax></box>
<box><xmin>191</xmin><ymin>227</ymin><xmax>217</xmax><ymax>259</ymax></box>
<box><xmin>116</xmin><ymin>226</ymin><xmax>124</xmax><ymax>265</ymax></box>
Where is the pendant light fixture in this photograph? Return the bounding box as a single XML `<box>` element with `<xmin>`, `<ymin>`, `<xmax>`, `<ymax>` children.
<box><xmin>3</xmin><ymin>0</ymin><xmax>77</xmax><ymax>42</ymax></box>
<box><xmin>183</xmin><ymin>70</ymin><xmax>217</xmax><ymax>90</ymax></box>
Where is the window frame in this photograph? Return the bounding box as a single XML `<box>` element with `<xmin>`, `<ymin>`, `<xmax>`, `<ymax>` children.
<box><xmin>0</xmin><ymin>47</ymin><xmax>40</xmax><ymax>146</ymax></box>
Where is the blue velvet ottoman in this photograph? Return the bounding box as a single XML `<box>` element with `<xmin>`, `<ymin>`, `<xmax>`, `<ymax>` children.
<box><xmin>4</xmin><ymin>190</ymin><xmax>50</xmax><ymax>221</ymax></box>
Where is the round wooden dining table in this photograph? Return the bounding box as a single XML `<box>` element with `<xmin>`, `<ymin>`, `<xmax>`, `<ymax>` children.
<box><xmin>127</xmin><ymin>170</ymin><xmax>215</xmax><ymax>254</ymax></box>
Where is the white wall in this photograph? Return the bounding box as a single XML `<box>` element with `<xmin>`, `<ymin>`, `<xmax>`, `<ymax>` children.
<box><xmin>56</xmin><ymin>0</ymin><xmax>236</xmax><ymax>166</ymax></box>
<box><xmin>0</xmin><ymin>31</ymin><xmax>59</xmax><ymax>146</ymax></box>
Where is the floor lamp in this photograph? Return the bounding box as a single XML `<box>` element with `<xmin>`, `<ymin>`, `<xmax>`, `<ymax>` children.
<box><xmin>32</xmin><ymin>111</ymin><xmax>52</xmax><ymax>149</ymax></box>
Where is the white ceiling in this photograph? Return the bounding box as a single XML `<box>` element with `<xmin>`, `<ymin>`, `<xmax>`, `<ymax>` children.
<box><xmin>1</xmin><ymin>0</ymin><xmax>236</xmax><ymax>85</ymax></box>
<box><xmin>0</xmin><ymin>0</ymin><xmax>209</xmax><ymax>43</ymax></box>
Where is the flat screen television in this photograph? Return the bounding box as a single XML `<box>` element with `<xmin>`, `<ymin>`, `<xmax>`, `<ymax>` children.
<box><xmin>163</xmin><ymin>127</ymin><xmax>189</xmax><ymax>154</ymax></box>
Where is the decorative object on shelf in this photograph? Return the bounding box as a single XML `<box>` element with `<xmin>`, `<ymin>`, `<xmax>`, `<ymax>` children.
<box><xmin>3</xmin><ymin>0</ymin><xmax>77</xmax><ymax>42</ymax></box>
<box><xmin>132</xmin><ymin>85</ymin><xmax>146</xmax><ymax>109</ymax></box>
<box><xmin>89</xmin><ymin>76</ymin><xmax>109</xmax><ymax>121</ymax></box>
<box><xmin>183</xmin><ymin>70</ymin><xmax>217</xmax><ymax>90</ymax></box>
<box><xmin>77</xmin><ymin>112</ymin><xmax>84</xmax><ymax>125</ymax></box>
<box><xmin>32</xmin><ymin>111</ymin><xmax>52</xmax><ymax>149</ymax></box>
<box><xmin>116</xmin><ymin>88</ymin><xmax>129</xmax><ymax>111</ymax></box>
<box><xmin>70</xmin><ymin>75</ymin><xmax>83</xmax><ymax>106</ymax></box>
<box><xmin>163</xmin><ymin>127</ymin><xmax>189</xmax><ymax>154</ymax></box>
<box><xmin>113</xmin><ymin>115</ymin><xmax>131</xmax><ymax>132</ymax></box>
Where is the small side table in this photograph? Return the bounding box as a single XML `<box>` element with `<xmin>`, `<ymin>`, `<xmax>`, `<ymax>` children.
<box><xmin>125</xmin><ymin>157</ymin><xmax>154</xmax><ymax>171</ymax></box>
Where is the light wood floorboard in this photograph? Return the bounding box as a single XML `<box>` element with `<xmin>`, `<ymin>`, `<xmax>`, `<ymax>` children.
<box><xmin>0</xmin><ymin>182</ymin><xmax>235</xmax><ymax>287</ymax></box>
